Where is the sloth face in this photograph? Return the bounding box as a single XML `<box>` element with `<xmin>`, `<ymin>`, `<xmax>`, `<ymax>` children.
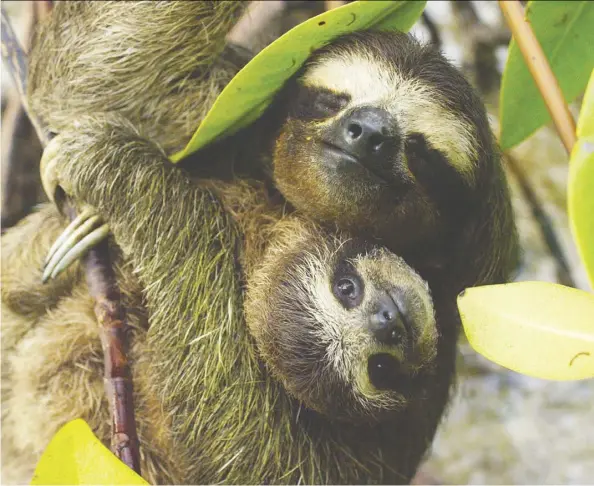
<box><xmin>272</xmin><ymin>30</ymin><xmax>491</xmax><ymax>255</ymax></box>
<box><xmin>246</xmin><ymin>234</ymin><xmax>438</xmax><ymax>423</ymax></box>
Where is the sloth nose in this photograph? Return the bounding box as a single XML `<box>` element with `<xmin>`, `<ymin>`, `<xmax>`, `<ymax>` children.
<box><xmin>369</xmin><ymin>293</ymin><xmax>407</xmax><ymax>346</ymax></box>
<box><xmin>342</xmin><ymin>107</ymin><xmax>393</xmax><ymax>159</ymax></box>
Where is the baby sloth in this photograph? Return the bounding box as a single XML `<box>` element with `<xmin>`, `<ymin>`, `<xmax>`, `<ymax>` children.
<box><xmin>2</xmin><ymin>118</ymin><xmax>446</xmax><ymax>483</ymax></box>
<box><xmin>246</xmin><ymin>228</ymin><xmax>438</xmax><ymax>423</ymax></box>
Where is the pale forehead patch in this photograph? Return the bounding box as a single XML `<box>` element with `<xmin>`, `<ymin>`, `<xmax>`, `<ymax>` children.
<box><xmin>303</xmin><ymin>52</ymin><xmax>478</xmax><ymax>180</ymax></box>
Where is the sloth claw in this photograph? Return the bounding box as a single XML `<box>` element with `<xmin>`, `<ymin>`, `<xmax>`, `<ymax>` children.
<box><xmin>44</xmin><ymin>207</ymin><xmax>97</xmax><ymax>265</ymax></box>
<box><xmin>42</xmin><ymin>212</ymin><xmax>110</xmax><ymax>283</ymax></box>
<box><xmin>40</xmin><ymin>134</ymin><xmax>111</xmax><ymax>282</ymax></box>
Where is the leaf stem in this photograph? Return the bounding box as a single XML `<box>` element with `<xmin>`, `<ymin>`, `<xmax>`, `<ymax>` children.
<box><xmin>498</xmin><ymin>0</ymin><xmax>576</xmax><ymax>154</ymax></box>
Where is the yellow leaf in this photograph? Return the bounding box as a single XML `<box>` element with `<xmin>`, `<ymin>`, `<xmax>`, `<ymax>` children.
<box><xmin>569</xmin><ymin>137</ymin><xmax>594</xmax><ymax>287</ymax></box>
<box><xmin>458</xmin><ymin>282</ymin><xmax>594</xmax><ymax>381</ymax></box>
<box><xmin>31</xmin><ymin>419</ymin><xmax>148</xmax><ymax>485</ymax></box>
<box><xmin>569</xmin><ymin>69</ymin><xmax>594</xmax><ymax>287</ymax></box>
<box><xmin>576</xmin><ymin>68</ymin><xmax>594</xmax><ymax>138</ymax></box>
<box><xmin>170</xmin><ymin>0</ymin><xmax>426</xmax><ymax>162</ymax></box>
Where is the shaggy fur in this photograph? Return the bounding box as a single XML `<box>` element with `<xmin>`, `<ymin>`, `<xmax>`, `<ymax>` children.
<box><xmin>1</xmin><ymin>2</ymin><xmax>518</xmax><ymax>484</ymax></box>
<box><xmin>27</xmin><ymin>1</ymin><xmax>245</xmax><ymax>155</ymax></box>
<box><xmin>2</xmin><ymin>113</ymin><xmax>453</xmax><ymax>484</ymax></box>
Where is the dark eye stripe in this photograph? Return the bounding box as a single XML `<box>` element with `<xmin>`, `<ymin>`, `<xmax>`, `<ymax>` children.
<box><xmin>405</xmin><ymin>132</ymin><xmax>472</xmax><ymax>213</ymax></box>
<box><xmin>289</xmin><ymin>85</ymin><xmax>350</xmax><ymax>121</ymax></box>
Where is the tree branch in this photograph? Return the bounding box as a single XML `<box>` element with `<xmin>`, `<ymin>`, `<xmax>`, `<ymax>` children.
<box><xmin>498</xmin><ymin>0</ymin><xmax>577</xmax><ymax>154</ymax></box>
<box><xmin>1</xmin><ymin>6</ymin><xmax>141</xmax><ymax>476</ymax></box>
<box><xmin>1</xmin><ymin>1</ymin><xmax>46</xmax><ymax>231</ymax></box>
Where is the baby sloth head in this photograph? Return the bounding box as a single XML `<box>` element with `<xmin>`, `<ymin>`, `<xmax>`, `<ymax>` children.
<box><xmin>245</xmin><ymin>225</ymin><xmax>438</xmax><ymax>423</ymax></box>
<box><xmin>271</xmin><ymin>30</ymin><xmax>494</xmax><ymax>254</ymax></box>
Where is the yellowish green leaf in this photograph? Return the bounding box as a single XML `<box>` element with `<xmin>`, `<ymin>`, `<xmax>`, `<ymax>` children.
<box><xmin>576</xmin><ymin>68</ymin><xmax>594</xmax><ymax>138</ymax></box>
<box><xmin>569</xmin><ymin>69</ymin><xmax>594</xmax><ymax>287</ymax></box>
<box><xmin>30</xmin><ymin>419</ymin><xmax>147</xmax><ymax>485</ymax></box>
<box><xmin>170</xmin><ymin>0</ymin><xmax>426</xmax><ymax>162</ymax></box>
<box><xmin>499</xmin><ymin>1</ymin><xmax>594</xmax><ymax>150</ymax></box>
<box><xmin>458</xmin><ymin>282</ymin><xmax>594</xmax><ymax>381</ymax></box>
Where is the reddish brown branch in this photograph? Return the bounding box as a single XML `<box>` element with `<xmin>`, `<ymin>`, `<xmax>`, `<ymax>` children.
<box><xmin>499</xmin><ymin>0</ymin><xmax>577</xmax><ymax>154</ymax></box>
<box><xmin>1</xmin><ymin>5</ymin><xmax>141</xmax><ymax>476</ymax></box>
<box><xmin>83</xmin><ymin>236</ymin><xmax>141</xmax><ymax>474</ymax></box>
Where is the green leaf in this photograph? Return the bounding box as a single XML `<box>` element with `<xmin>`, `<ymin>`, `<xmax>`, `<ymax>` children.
<box><xmin>170</xmin><ymin>0</ymin><xmax>426</xmax><ymax>162</ymax></box>
<box><xmin>569</xmin><ymin>69</ymin><xmax>594</xmax><ymax>287</ymax></box>
<box><xmin>30</xmin><ymin>419</ymin><xmax>147</xmax><ymax>485</ymax></box>
<box><xmin>499</xmin><ymin>1</ymin><xmax>594</xmax><ymax>150</ymax></box>
<box><xmin>458</xmin><ymin>282</ymin><xmax>594</xmax><ymax>381</ymax></box>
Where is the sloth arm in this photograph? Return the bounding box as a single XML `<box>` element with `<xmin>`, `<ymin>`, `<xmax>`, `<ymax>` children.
<box><xmin>42</xmin><ymin>114</ymin><xmax>242</xmax><ymax>333</ymax></box>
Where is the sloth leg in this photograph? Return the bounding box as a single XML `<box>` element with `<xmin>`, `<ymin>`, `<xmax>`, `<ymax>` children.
<box><xmin>1</xmin><ymin>205</ymin><xmax>84</xmax><ymax>351</ymax></box>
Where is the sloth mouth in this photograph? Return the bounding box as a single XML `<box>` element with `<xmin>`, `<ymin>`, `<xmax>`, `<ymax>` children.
<box><xmin>321</xmin><ymin>141</ymin><xmax>390</xmax><ymax>184</ymax></box>
<box><xmin>367</xmin><ymin>353</ymin><xmax>412</xmax><ymax>391</ymax></box>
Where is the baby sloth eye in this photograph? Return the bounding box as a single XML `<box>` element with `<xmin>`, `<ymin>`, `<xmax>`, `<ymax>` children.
<box><xmin>332</xmin><ymin>274</ymin><xmax>363</xmax><ymax>309</ymax></box>
<box><xmin>337</xmin><ymin>279</ymin><xmax>356</xmax><ymax>297</ymax></box>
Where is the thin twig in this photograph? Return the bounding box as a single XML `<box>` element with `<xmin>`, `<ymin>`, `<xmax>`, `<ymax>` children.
<box><xmin>1</xmin><ymin>6</ymin><xmax>141</xmax><ymax>476</ymax></box>
<box><xmin>498</xmin><ymin>0</ymin><xmax>577</xmax><ymax>154</ymax></box>
<box><xmin>1</xmin><ymin>5</ymin><xmax>48</xmax><ymax>143</ymax></box>
<box><xmin>1</xmin><ymin>1</ymin><xmax>45</xmax><ymax>230</ymax></box>
<box><xmin>505</xmin><ymin>154</ymin><xmax>576</xmax><ymax>288</ymax></box>
<box><xmin>421</xmin><ymin>11</ymin><xmax>442</xmax><ymax>49</ymax></box>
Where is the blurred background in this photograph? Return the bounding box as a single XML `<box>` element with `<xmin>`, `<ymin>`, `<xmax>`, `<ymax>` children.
<box><xmin>2</xmin><ymin>1</ymin><xmax>593</xmax><ymax>483</ymax></box>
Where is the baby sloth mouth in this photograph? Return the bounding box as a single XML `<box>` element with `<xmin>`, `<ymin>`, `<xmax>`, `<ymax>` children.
<box><xmin>367</xmin><ymin>353</ymin><xmax>409</xmax><ymax>391</ymax></box>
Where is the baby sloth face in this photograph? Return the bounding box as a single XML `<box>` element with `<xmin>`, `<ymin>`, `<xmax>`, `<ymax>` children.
<box><xmin>246</xmin><ymin>234</ymin><xmax>438</xmax><ymax>423</ymax></box>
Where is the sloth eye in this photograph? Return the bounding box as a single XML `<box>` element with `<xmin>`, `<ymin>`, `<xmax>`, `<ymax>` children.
<box><xmin>337</xmin><ymin>279</ymin><xmax>356</xmax><ymax>297</ymax></box>
<box><xmin>291</xmin><ymin>86</ymin><xmax>349</xmax><ymax>121</ymax></box>
<box><xmin>332</xmin><ymin>274</ymin><xmax>363</xmax><ymax>309</ymax></box>
<box><xmin>313</xmin><ymin>92</ymin><xmax>347</xmax><ymax>114</ymax></box>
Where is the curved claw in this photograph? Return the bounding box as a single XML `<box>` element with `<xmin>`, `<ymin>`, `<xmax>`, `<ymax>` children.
<box><xmin>44</xmin><ymin>207</ymin><xmax>97</xmax><ymax>265</ymax></box>
<box><xmin>42</xmin><ymin>218</ymin><xmax>110</xmax><ymax>283</ymax></box>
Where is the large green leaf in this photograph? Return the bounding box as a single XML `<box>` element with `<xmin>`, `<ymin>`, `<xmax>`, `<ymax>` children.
<box><xmin>30</xmin><ymin>419</ymin><xmax>147</xmax><ymax>485</ymax></box>
<box><xmin>499</xmin><ymin>1</ymin><xmax>594</xmax><ymax>150</ymax></box>
<box><xmin>568</xmin><ymin>69</ymin><xmax>594</xmax><ymax>287</ymax></box>
<box><xmin>458</xmin><ymin>282</ymin><xmax>594</xmax><ymax>381</ymax></box>
<box><xmin>170</xmin><ymin>0</ymin><xmax>426</xmax><ymax>162</ymax></box>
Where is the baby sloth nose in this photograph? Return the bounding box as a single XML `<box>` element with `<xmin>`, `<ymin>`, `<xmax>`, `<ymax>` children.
<box><xmin>342</xmin><ymin>107</ymin><xmax>393</xmax><ymax>159</ymax></box>
<box><xmin>368</xmin><ymin>293</ymin><xmax>407</xmax><ymax>346</ymax></box>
